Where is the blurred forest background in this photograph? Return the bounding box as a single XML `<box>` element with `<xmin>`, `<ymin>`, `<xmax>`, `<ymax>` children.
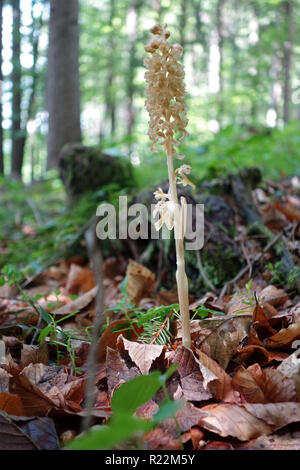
<box><xmin>0</xmin><ymin>0</ymin><xmax>299</xmax><ymax>183</ymax></box>
<box><xmin>0</xmin><ymin>0</ymin><xmax>300</xmax><ymax>283</ymax></box>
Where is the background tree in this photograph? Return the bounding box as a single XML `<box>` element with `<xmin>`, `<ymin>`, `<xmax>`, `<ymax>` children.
<box><xmin>0</xmin><ymin>0</ymin><xmax>3</xmax><ymax>175</ymax></box>
<box><xmin>46</xmin><ymin>0</ymin><xmax>82</xmax><ymax>169</ymax></box>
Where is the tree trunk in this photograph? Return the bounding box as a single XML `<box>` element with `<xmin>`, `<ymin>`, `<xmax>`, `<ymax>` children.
<box><xmin>103</xmin><ymin>0</ymin><xmax>116</xmax><ymax>139</ymax></box>
<box><xmin>282</xmin><ymin>0</ymin><xmax>294</xmax><ymax>124</ymax></box>
<box><xmin>0</xmin><ymin>0</ymin><xmax>3</xmax><ymax>175</ymax></box>
<box><xmin>179</xmin><ymin>0</ymin><xmax>187</xmax><ymax>58</ymax></box>
<box><xmin>126</xmin><ymin>0</ymin><xmax>141</xmax><ymax>147</ymax></box>
<box><xmin>216</xmin><ymin>0</ymin><xmax>225</xmax><ymax>125</ymax></box>
<box><xmin>47</xmin><ymin>0</ymin><xmax>82</xmax><ymax>169</ymax></box>
<box><xmin>11</xmin><ymin>0</ymin><xmax>24</xmax><ymax>179</ymax></box>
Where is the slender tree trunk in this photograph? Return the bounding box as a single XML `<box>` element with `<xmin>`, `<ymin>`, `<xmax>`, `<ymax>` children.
<box><xmin>216</xmin><ymin>0</ymin><xmax>225</xmax><ymax>125</ymax></box>
<box><xmin>103</xmin><ymin>0</ymin><xmax>116</xmax><ymax>139</ymax></box>
<box><xmin>126</xmin><ymin>0</ymin><xmax>141</xmax><ymax>146</ymax></box>
<box><xmin>16</xmin><ymin>1</ymin><xmax>43</xmax><ymax>175</ymax></box>
<box><xmin>0</xmin><ymin>0</ymin><xmax>3</xmax><ymax>175</ymax></box>
<box><xmin>11</xmin><ymin>0</ymin><xmax>24</xmax><ymax>179</ymax></box>
<box><xmin>282</xmin><ymin>0</ymin><xmax>294</xmax><ymax>124</ymax></box>
<box><xmin>47</xmin><ymin>0</ymin><xmax>82</xmax><ymax>169</ymax></box>
<box><xmin>179</xmin><ymin>0</ymin><xmax>187</xmax><ymax>58</ymax></box>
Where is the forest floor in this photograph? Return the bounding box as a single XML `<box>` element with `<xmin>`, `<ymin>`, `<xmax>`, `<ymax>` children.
<box><xmin>0</xmin><ymin>172</ymin><xmax>300</xmax><ymax>450</ymax></box>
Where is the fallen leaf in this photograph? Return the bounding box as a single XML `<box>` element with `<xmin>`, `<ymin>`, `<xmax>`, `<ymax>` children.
<box><xmin>197</xmin><ymin>403</ymin><xmax>273</xmax><ymax>441</ymax></box>
<box><xmin>21</xmin><ymin>343</ymin><xmax>49</xmax><ymax>367</ymax></box>
<box><xmin>198</xmin><ymin>315</ymin><xmax>251</xmax><ymax>369</ymax></box>
<box><xmin>0</xmin><ymin>392</ymin><xmax>25</xmax><ymax>416</ymax></box>
<box><xmin>232</xmin><ymin>366</ymin><xmax>266</xmax><ymax>403</ymax></box>
<box><xmin>182</xmin><ymin>426</ymin><xmax>205</xmax><ymax>450</ymax></box>
<box><xmin>277</xmin><ymin>350</ymin><xmax>300</xmax><ymax>400</ymax></box>
<box><xmin>195</xmin><ymin>349</ymin><xmax>238</xmax><ymax>403</ymax></box>
<box><xmin>0</xmin><ymin>411</ymin><xmax>59</xmax><ymax>450</ymax></box>
<box><xmin>117</xmin><ymin>335</ymin><xmax>164</xmax><ymax>375</ymax></box>
<box><xmin>232</xmin><ymin>365</ymin><xmax>296</xmax><ymax>403</ymax></box>
<box><xmin>53</xmin><ymin>286</ymin><xmax>98</xmax><ymax>316</ymax></box>
<box><xmin>161</xmin><ymin>402</ymin><xmax>206</xmax><ymax>438</ymax></box>
<box><xmin>106</xmin><ymin>347</ymin><xmax>139</xmax><ymax>396</ymax></box>
<box><xmin>235</xmin><ymin>344</ymin><xmax>288</xmax><ymax>367</ymax></box>
<box><xmin>238</xmin><ymin>431</ymin><xmax>300</xmax><ymax>450</ymax></box>
<box><xmin>258</xmin><ymin>285</ymin><xmax>288</xmax><ymax>307</ymax></box>
<box><xmin>224</xmin><ymin>294</ymin><xmax>253</xmax><ymax>316</ymax></box>
<box><xmin>98</xmin><ymin>319</ymin><xmax>143</xmax><ymax>362</ymax></box>
<box><xmin>144</xmin><ymin>427</ymin><xmax>181</xmax><ymax>450</ymax></box>
<box><xmin>266</xmin><ymin>322</ymin><xmax>300</xmax><ymax>349</ymax></box>
<box><xmin>126</xmin><ymin>259</ymin><xmax>155</xmax><ymax>304</ymax></box>
<box><xmin>168</xmin><ymin>346</ymin><xmax>213</xmax><ymax>402</ymax></box>
<box><xmin>66</xmin><ymin>264</ymin><xmax>95</xmax><ymax>294</ymax></box>
<box><xmin>0</xmin><ymin>411</ymin><xmax>39</xmax><ymax>450</ymax></box>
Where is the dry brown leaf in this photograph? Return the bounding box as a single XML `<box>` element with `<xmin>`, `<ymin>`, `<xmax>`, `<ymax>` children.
<box><xmin>21</xmin><ymin>343</ymin><xmax>49</xmax><ymax>367</ymax></box>
<box><xmin>0</xmin><ymin>392</ymin><xmax>25</xmax><ymax>416</ymax></box>
<box><xmin>65</xmin><ymin>264</ymin><xmax>95</xmax><ymax>294</ymax></box>
<box><xmin>182</xmin><ymin>426</ymin><xmax>205</xmax><ymax>450</ymax></box>
<box><xmin>232</xmin><ymin>364</ymin><xmax>296</xmax><ymax>403</ymax></box>
<box><xmin>53</xmin><ymin>285</ymin><xmax>98</xmax><ymax>315</ymax></box>
<box><xmin>243</xmin><ymin>402</ymin><xmax>300</xmax><ymax>429</ymax></box>
<box><xmin>277</xmin><ymin>350</ymin><xmax>300</xmax><ymax>400</ymax></box>
<box><xmin>144</xmin><ymin>428</ymin><xmax>181</xmax><ymax>450</ymax></box>
<box><xmin>198</xmin><ymin>315</ymin><xmax>251</xmax><ymax>369</ymax></box>
<box><xmin>10</xmin><ymin>364</ymin><xmax>85</xmax><ymax>415</ymax></box>
<box><xmin>117</xmin><ymin>335</ymin><xmax>164</xmax><ymax>375</ymax></box>
<box><xmin>235</xmin><ymin>344</ymin><xmax>288</xmax><ymax>367</ymax></box>
<box><xmin>168</xmin><ymin>346</ymin><xmax>213</xmax><ymax>402</ymax></box>
<box><xmin>197</xmin><ymin>403</ymin><xmax>273</xmax><ymax>441</ymax></box>
<box><xmin>0</xmin><ymin>411</ymin><xmax>39</xmax><ymax>450</ymax></box>
<box><xmin>258</xmin><ymin>285</ymin><xmax>288</xmax><ymax>307</ymax></box>
<box><xmin>0</xmin><ymin>412</ymin><xmax>59</xmax><ymax>450</ymax></box>
<box><xmin>238</xmin><ymin>431</ymin><xmax>300</xmax><ymax>450</ymax></box>
<box><xmin>266</xmin><ymin>322</ymin><xmax>300</xmax><ymax>349</ymax></box>
<box><xmin>106</xmin><ymin>347</ymin><xmax>140</xmax><ymax>396</ymax></box>
<box><xmin>232</xmin><ymin>366</ymin><xmax>266</xmax><ymax>403</ymax></box>
<box><xmin>196</xmin><ymin>349</ymin><xmax>238</xmax><ymax>403</ymax></box>
<box><xmin>98</xmin><ymin>320</ymin><xmax>143</xmax><ymax>362</ymax></box>
<box><xmin>10</xmin><ymin>373</ymin><xmax>56</xmax><ymax>416</ymax></box>
<box><xmin>224</xmin><ymin>294</ymin><xmax>253</xmax><ymax>316</ymax></box>
<box><xmin>126</xmin><ymin>259</ymin><xmax>155</xmax><ymax>304</ymax></box>
<box><xmin>161</xmin><ymin>402</ymin><xmax>206</xmax><ymax>438</ymax></box>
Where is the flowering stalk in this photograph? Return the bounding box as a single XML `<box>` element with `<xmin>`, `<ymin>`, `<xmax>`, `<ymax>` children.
<box><xmin>144</xmin><ymin>24</ymin><xmax>193</xmax><ymax>348</ymax></box>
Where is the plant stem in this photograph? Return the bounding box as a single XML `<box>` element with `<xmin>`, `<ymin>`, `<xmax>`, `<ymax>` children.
<box><xmin>166</xmin><ymin>143</ymin><xmax>191</xmax><ymax>349</ymax></box>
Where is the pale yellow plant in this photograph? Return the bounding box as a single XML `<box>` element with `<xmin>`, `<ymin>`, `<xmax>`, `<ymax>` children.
<box><xmin>145</xmin><ymin>23</ymin><xmax>193</xmax><ymax>348</ymax></box>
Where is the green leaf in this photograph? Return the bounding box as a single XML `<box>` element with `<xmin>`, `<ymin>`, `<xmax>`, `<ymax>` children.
<box><xmin>153</xmin><ymin>399</ymin><xmax>184</xmax><ymax>424</ymax></box>
<box><xmin>67</xmin><ymin>414</ymin><xmax>153</xmax><ymax>450</ymax></box>
<box><xmin>111</xmin><ymin>371</ymin><xmax>162</xmax><ymax>415</ymax></box>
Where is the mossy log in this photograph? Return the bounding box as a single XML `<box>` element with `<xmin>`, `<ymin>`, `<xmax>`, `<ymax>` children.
<box><xmin>58</xmin><ymin>143</ymin><xmax>135</xmax><ymax>204</ymax></box>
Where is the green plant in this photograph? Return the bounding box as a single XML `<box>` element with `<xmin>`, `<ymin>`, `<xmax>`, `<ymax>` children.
<box><xmin>67</xmin><ymin>364</ymin><xmax>183</xmax><ymax>450</ymax></box>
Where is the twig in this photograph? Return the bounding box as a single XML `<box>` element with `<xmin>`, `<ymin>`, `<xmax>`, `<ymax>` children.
<box><xmin>220</xmin><ymin>230</ymin><xmax>283</xmax><ymax>297</ymax></box>
<box><xmin>195</xmin><ymin>250</ymin><xmax>216</xmax><ymax>292</ymax></box>
<box><xmin>81</xmin><ymin>217</ymin><xmax>105</xmax><ymax>432</ymax></box>
<box><xmin>150</xmin><ymin>311</ymin><xmax>173</xmax><ymax>345</ymax></box>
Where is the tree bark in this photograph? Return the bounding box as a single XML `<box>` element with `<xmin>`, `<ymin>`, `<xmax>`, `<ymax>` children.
<box><xmin>0</xmin><ymin>0</ymin><xmax>3</xmax><ymax>175</ymax></box>
<box><xmin>11</xmin><ymin>0</ymin><xmax>24</xmax><ymax>179</ymax></box>
<box><xmin>216</xmin><ymin>0</ymin><xmax>225</xmax><ymax>125</ymax></box>
<box><xmin>103</xmin><ymin>0</ymin><xmax>116</xmax><ymax>139</ymax></box>
<box><xmin>126</xmin><ymin>0</ymin><xmax>141</xmax><ymax>146</ymax></box>
<box><xmin>47</xmin><ymin>0</ymin><xmax>82</xmax><ymax>169</ymax></box>
<box><xmin>282</xmin><ymin>0</ymin><xmax>294</xmax><ymax>124</ymax></box>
